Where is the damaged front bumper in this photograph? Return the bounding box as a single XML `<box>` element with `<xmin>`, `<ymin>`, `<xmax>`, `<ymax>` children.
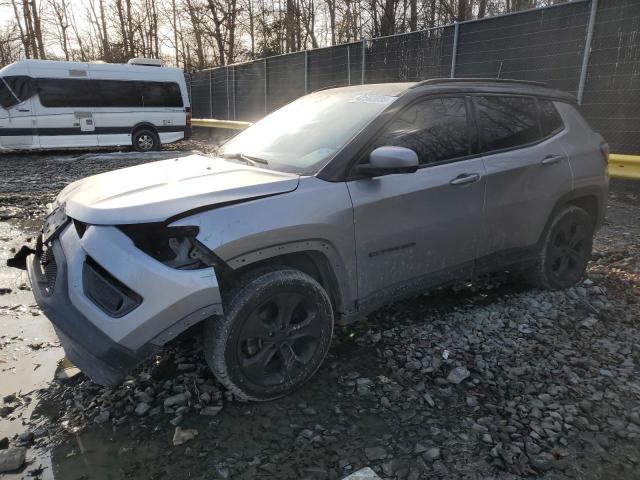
<box><xmin>24</xmin><ymin>220</ymin><xmax>222</xmax><ymax>385</ymax></box>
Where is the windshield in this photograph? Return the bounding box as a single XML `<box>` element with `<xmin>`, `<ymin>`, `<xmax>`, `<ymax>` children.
<box><xmin>219</xmin><ymin>88</ymin><xmax>398</xmax><ymax>175</ymax></box>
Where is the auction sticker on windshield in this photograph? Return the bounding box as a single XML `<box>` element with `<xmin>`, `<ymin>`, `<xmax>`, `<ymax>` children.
<box><xmin>349</xmin><ymin>94</ymin><xmax>396</xmax><ymax>105</ymax></box>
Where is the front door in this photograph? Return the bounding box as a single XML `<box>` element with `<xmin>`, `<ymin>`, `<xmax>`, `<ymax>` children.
<box><xmin>0</xmin><ymin>98</ymin><xmax>36</xmax><ymax>148</ymax></box>
<box><xmin>347</xmin><ymin>96</ymin><xmax>486</xmax><ymax>304</ymax></box>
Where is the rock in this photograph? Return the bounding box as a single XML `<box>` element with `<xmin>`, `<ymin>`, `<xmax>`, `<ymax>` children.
<box><xmin>531</xmin><ymin>452</ymin><xmax>556</xmax><ymax>471</ymax></box>
<box><xmin>423</xmin><ymin>393</ymin><xmax>435</xmax><ymax>407</ymax></box>
<box><xmin>580</xmin><ymin>316</ymin><xmax>598</xmax><ymax>328</ymax></box>
<box><xmin>414</xmin><ymin>443</ymin><xmax>428</xmax><ymax>454</ymax></box>
<box><xmin>422</xmin><ymin>447</ymin><xmax>441</xmax><ymax>462</ymax></box>
<box><xmin>342</xmin><ymin>467</ymin><xmax>383</xmax><ymax>479</ymax></box>
<box><xmin>364</xmin><ymin>446</ymin><xmax>387</xmax><ymax>461</ymax></box>
<box><xmin>135</xmin><ymin>402</ymin><xmax>151</xmax><ymax>416</ymax></box>
<box><xmin>57</xmin><ymin>367</ymin><xmax>82</xmax><ymax>381</ymax></box>
<box><xmin>0</xmin><ymin>437</ymin><xmax>8</xmax><ymax>449</ymax></box>
<box><xmin>200</xmin><ymin>406</ymin><xmax>223</xmax><ymax>416</ymax></box>
<box><xmin>172</xmin><ymin>427</ymin><xmax>198</xmax><ymax>446</ymax></box>
<box><xmin>94</xmin><ymin>411</ymin><xmax>110</xmax><ymax>424</ymax></box>
<box><xmin>447</xmin><ymin>366</ymin><xmax>470</xmax><ymax>384</ymax></box>
<box><xmin>164</xmin><ymin>392</ymin><xmax>190</xmax><ymax>409</ymax></box>
<box><xmin>16</xmin><ymin>431</ymin><xmax>33</xmax><ymax>445</ymax></box>
<box><xmin>0</xmin><ymin>447</ymin><xmax>26</xmax><ymax>472</ymax></box>
<box><xmin>0</xmin><ymin>288</ymin><xmax>11</xmax><ymax>295</ymax></box>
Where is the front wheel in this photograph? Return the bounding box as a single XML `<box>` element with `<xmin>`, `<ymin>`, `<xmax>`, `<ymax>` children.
<box><xmin>203</xmin><ymin>269</ymin><xmax>334</xmax><ymax>401</ymax></box>
<box><xmin>526</xmin><ymin>205</ymin><xmax>594</xmax><ymax>290</ymax></box>
<box><xmin>132</xmin><ymin>129</ymin><xmax>160</xmax><ymax>152</ymax></box>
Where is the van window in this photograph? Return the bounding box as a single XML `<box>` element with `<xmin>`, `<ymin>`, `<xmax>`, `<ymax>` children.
<box><xmin>539</xmin><ymin>100</ymin><xmax>564</xmax><ymax>137</ymax></box>
<box><xmin>474</xmin><ymin>96</ymin><xmax>541</xmax><ymax>153</ymax></box>
<box><xmin>38</xmin><ymin>79</ymin><xmax>183</xmax><ymax>108</ymax></box>
<box><xmin>98</xmin><ymin>80</ymin><xmax>141</xmax><ymax>107</ymax></box>
<box><xmin>371</xmin><ymin>97</ymin><xmax>469</xmax><ymax>165</ymax></box>
<box><xmin>139</xmin><ymin>82</ymin><xmax>183</xmax><ymax>107</ymax></box>
<box><xmin>0</xmin><ymin>80</ymin><xmax>14</xmax><ymax>108</ymax></box>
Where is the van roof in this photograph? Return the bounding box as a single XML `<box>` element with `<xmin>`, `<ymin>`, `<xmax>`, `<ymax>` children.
<box><xmin>0</xmin><ymin>59</ymin><xmax>184</xmax><ymax>77</ymax></box>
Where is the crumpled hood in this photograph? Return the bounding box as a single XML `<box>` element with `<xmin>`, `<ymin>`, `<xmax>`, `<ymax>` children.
<box><xmin>58</xmin><ymin>154</ymin><xmax>299</xmax><ymax>225</ymax></box>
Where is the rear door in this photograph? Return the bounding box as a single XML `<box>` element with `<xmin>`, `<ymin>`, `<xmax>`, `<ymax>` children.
<box><xmin>347</xmin><ymin>96</ymin><xmax>486</xmax><ymax>303</ymax></box>
<box><xmin>474</xmin><ymin>95</ymin><xmax>572</xmax><ymax>265</ymax></box>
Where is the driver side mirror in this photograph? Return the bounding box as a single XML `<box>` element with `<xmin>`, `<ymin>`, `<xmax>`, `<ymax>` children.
<box><xmin>355</xmin><ymin>146</ymin><xmax>419</xmax><ymax>177</ymax></box>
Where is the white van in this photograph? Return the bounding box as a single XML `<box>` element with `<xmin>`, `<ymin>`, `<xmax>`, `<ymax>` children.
<box><xmin>0</xmin><ymin>59</ymin><xmax>191</xmax><ymax>152</ymax></box>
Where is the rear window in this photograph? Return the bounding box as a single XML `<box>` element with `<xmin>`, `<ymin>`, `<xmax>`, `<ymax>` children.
<box><xmin>474</xmin><ymin>96</ymin><xmax>541</xmax><ymax>153</ymax></box>
<box><xmin>38</xmin><ymin>79</ymin><xmax>183</xmax><ymax>108</ymax></box>
<box><xmin>539</xmin><ymin>99</ymin><xmax>564</xmax><ymax>137</ymax></box>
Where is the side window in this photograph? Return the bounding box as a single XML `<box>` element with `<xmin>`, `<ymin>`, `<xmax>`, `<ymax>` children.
<box><xmin>98</xmin><ymin>80</ymin><xmax>141</xmax><ymax>108</ymax></box>
<box><xmin>38</xmin><ymin>79</ymin><xmax>98</xmax><ymax>108</ymax></box>
<box><xmin>372</xmin><ymin>97</ymin><xmax>469</xmax><ymax>165</ymax></box>
<box><xmin>139</xmin><ymin>82</ymin><xmax>183</xmax><ymax>107</ymax></box>
<box><xmin>539</xmin><ymin>99</ymin><xmax>564</xmax><ymax>137</ymax></box>
<box><xmin>37</xmin><ymin>79</ymin><xmax>181</xmax><ymax>108</ymax></box>
<box><xmin>474</xmin><ymin>96</ymin><xmax>541</xmax><ymax>153</ymax></box>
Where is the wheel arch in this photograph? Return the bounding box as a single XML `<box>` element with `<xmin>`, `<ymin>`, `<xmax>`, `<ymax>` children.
<box><xmin>131</xmin><ymin>122</ymin><xmax>159</xmax><ymax>136</ymax></box>
<box><xmin>221</xmin><ymin>243</ymin><xmax>353</xmax><ymax>322</ymax></box>
<box><xmin>539</xmin><ymin>186</ymin><xmax>605</xmax><ymax>246</ymax></box>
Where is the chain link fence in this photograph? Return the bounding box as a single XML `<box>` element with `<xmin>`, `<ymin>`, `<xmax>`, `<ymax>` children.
<box><xmin>189</xmin><ymin>0</ymin><xmax>640</xmax><ymax>154</ymax></box>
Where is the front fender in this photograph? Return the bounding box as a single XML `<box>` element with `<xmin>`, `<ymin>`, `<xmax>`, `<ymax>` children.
<box><xmin>170</xmin><ymin>177</ymin><xmax>358</xmax><ymax>313</ymax></box>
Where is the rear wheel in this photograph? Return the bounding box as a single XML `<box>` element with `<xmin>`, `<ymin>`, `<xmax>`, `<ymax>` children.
<box><xmin>132</xmin><ymin>129</ymin><xmax>160</xmax><ymax>152</ymax></box>
<box><xmin>527</xmin><ymin>205</ymin><xmax>594</xmax><ymax>290</ymax></box>
<box><xmin>203</xmin><ymin>269</ymin><xmax>334</xmax><ymax>401</ymax></box>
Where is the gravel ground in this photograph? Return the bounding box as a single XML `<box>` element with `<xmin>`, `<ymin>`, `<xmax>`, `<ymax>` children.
<box><xmin>1</xmin><ymin>145</ymin><xmax>639</xmax><ymax>480</ymax></box>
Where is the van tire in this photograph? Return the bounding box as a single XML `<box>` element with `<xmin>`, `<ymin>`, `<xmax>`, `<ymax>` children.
<box><xmin>526</xmin><ymin>205</ymin><xmax>594</xmax><ymax>290</ymax></box>
<box><xmin>132</xmin><ymin>129</ymin><xmax>160</xmax><ymax>152</ymax></box>
<box><xmin>203</xmin><ymin>269</ymin><xmax>334</xmax><ymax>401</ymax></box>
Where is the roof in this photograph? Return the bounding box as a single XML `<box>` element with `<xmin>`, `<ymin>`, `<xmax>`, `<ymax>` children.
<box><xmin>408</xmin><ymin>77</ymin><xmax>576</xmax><ymax>103</ymax></box>
<box><xmin>315</xmin><ymin>79</ymin><xmax>575</xmax><ymax>103</ymax></box>
<box><xmin>310</xmin><ymin>82</ymin><xmax>415</xmax><ymax>97</ymax></box>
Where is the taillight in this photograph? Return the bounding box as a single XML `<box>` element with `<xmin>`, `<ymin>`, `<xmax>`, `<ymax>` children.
<box><xmin>185</xmin><ymin>106</ymin><xmax>192</xmax><ymax>128</ymax></box>
<box><xmin>599</xmin><ymin>142</ymin><xmax>610</xmax><ymax>164</ymax></box>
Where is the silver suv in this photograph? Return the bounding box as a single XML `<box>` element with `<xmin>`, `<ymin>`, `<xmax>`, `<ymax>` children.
<box><xmin>11</xmin><ymin>79</ymin><xmax>609</xmax><ymax>400</ymax></box>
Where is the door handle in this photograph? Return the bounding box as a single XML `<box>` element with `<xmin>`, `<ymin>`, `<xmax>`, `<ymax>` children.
<box><xmin>541</xmin><ymin>154</ymin><xmax>563</xmax><ymax>165</ymax></box>
<box><xmin>17</xmin><ymin>109</ymin><xmax>30</xmax><ymax>112</ymax></box>
<box><xmin>450</xmin><ymin>173</ymin><xmax>481</xmax><ymax>186</ymax></box>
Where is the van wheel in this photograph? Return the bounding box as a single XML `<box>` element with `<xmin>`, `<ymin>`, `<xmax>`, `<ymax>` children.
<box><xmin>526</xmin><ymin>205</ymin><xmax>594</xmax><ymax>290</ymax></box>
<box><xmin>132</xmin><ymin>129</ymin><xmax>160</xmax><ymax>152</ymax></box>
<box><xmin>203</xmin><ymin>269</ymin><xmax>334</xmax><ymax>401</ymax></box>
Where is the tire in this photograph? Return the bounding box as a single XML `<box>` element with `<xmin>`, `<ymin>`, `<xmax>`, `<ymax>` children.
<box><xmin>203</xmin><ymin>269</ymin><xmax>334</xmax><ymax>401</ymax></box>
<box><xmin>132</xmin><ymin>129</ymin><xmax>160</xmax><ymax>152</ymax></box>
<box><xmin>527</xmin><ymin>205</ymin><xmax>594</xmax><ymax>290</ymax></box>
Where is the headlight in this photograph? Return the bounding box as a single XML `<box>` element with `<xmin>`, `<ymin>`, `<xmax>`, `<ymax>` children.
<box><xmin>119</xmin><ymin>225</ymin><xmax>211</xmax><ymax>270</ymax></box>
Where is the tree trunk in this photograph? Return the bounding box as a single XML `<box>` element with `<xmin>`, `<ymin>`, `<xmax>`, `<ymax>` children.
<box><xmin>409</xmin><ymin>0</ymin><xmax>417</xmax><ymax>31</ymax></box>
<box><xmin>29</xmin><ymin>0</ymin><xmax>46</xmax><ymax>57</ymax></box>
<box><xmin>10</xmin><ymin>0</ymin><xmax>30</xmax><ymax>58</ymax></box>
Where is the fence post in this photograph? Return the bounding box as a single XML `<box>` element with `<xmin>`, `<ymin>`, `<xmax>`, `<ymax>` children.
<box><xmin>232</xmin><ymin>65</ymin><xmax>236</xmax><ymax>120</ymax></box>
<box><xmin>304</xmin><ymin>51</ymin><xmax>308</xmax><ymax>94</ymax></box>
<box><xmin>347</xmin><ymin>44</ymin><xmax>351</xmax><ymax>86</ymax></box>
<box><xmin>264</xmin><ymin>58</ymin><xmax>268</xmax><ymax>114</ymax></box>
<box><xmin>450</xmin><ymin>21</ymin><xmax>459</xmax><ymax>78</ymax></box>
<box><xmin>577</xmin><ymin>0</ymin><xmax>598</xmax><ymax>105</ymax></box>
<box><xmin>226</xmin><ymin>66</ymin><xmax>230</xmax><ymax>119</ymax></box>
<box><xmin>208</xmin><ymin>70</ymin><xmax>213</xmax><ymax>118</ymax></box>
<box><xmin>361</xmin><ymin>39</ymin><xmax>367</xmax><ymax>84</ymax></box>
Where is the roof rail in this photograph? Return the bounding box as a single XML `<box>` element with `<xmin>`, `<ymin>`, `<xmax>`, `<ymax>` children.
<box><xmin>410</xmin><ymin>78</ymin><xmax>550</xmax><ymax>89</ymax></box>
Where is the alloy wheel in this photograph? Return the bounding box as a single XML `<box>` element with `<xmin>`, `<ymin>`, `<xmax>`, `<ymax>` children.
<box><xmin>236</xmin><ymin>292</ymin><xmax>321</xmax><ymax>387</ymax></box>
<box><xmin>548</xmin><ymin>216</ymin><xmax>588</xmax><ymax>284</ymax></box>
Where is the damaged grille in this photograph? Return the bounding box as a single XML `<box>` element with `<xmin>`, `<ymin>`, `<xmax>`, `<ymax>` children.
<box><xmin>83</xmin><ymin>257</ymin><xmax>142</xmax><ymax>317</ymax></box>
<box><xmin>40</xmin><ymin>246</ymin><xmax>57</xmax><ymax>295</ymax></box>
